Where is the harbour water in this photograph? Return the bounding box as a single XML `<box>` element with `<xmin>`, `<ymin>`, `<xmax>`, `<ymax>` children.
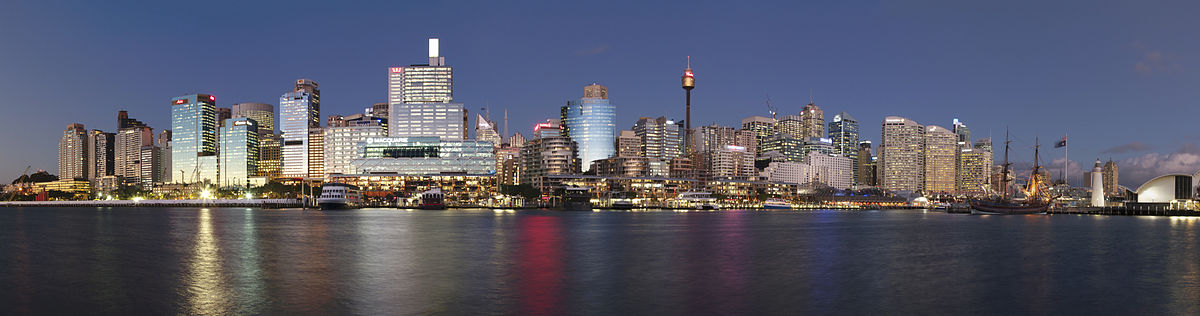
<box><xmin>0</xmin><ymin>207</ymin><xmax>1197</xmax><ymax>314</ymax></box>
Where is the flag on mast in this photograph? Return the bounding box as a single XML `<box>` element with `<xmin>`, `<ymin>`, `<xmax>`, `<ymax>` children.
<box><xmin>1054</xmin><ymin>136</ymin><xmax>1067</xmax><ymax>148</ymax></box>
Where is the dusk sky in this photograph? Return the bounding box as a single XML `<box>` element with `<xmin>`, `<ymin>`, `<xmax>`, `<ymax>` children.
<box><xmin>2</xmin><ymin>0</ymin><xmax>1197</xmax><ymax>187</ymax></box>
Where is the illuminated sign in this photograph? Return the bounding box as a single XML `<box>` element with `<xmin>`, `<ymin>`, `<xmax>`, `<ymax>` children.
<box><xmin>726</xmin><ymin>145</ymin><xmax>746</xmax><ymax>152</ymax></box>
<box><xmin>533</xmin><ymin>122</ymin><xmax>553</xmax><ymax>132</ymax></box>
<box><xmin>885</xmin><ymin>118</ymin><xmax>905</xmax><ymax>123</ymax></box>
<box><xmin>233</xmin><ymin>120</ymin><xmax>251</xmax><ymax>126</ymax></box>
<box><xmin>174</xmin><ymin>99</ymin><xmax>186</xmax><ymax>105</ymax></box>
<box><xmin>819</xmin><ymin>138</ymin><xmax>832</xmax><ymax>144</ymax></box>
<box><xmin>208</xmin><ymin>95</ymin><xmax>215</xmax><ymax>101</ymax></box>
<box><xmin>684</xmin><ymin>70</ymin><xmax>694</xmax><ymax>77</ymax></box>
<box><xmin>390</xmin><ymin>67</ymin><xmax>404</xmax><ymax>73</ymax></box>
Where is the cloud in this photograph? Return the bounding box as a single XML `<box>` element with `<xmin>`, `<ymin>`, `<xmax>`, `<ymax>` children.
<box><xmin>1101</xmin><ymin>141</ymin><xmax>1152</xmax><ymax>154</ymax></box>
<box><xmin>1132</xmin><ymin>42</ymin><xmax>1181</xmax><ymax>74</ymax></box>
<box><xmin>574</xmin><ymin>44</ymin><xmax>609</xmax><ymax>56</ymax></box>
<box><xmin>1116</xmin><ymin>144</ymin><xmax>1200</xmax><ymax>187</ymax></box>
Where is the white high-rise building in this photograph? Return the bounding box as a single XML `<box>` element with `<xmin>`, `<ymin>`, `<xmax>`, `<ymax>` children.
<box><xmin>807</xmin><ymin>152</ymin><xmax>852</xmax><ymax>189</ymax></box>
<box><xmin>58</xmin><ymin>123</ymin><xmax>89</xmax><ymax>180</ymax></box>
<box><xmin>880</xmin><ymin>116</ymin><xmax>924</xmax><ymax>192</ymax></box>
<box><xmin>475</xmin><ymin>113</ymin><xmax>502</xmax><ymax>147</ymax></box>
<box><xmin>323</xmin><ymin>125</ymin><xmax>386</xmax><ymax>175</ymax></box>
<box><xmin>387</xmin><ymin>38</ymin><xmax>465</xmax><ymax>140</ymax></box>
<box><xmin>280</xmin><ymin>80</ymin><xmax>320</xmax><ymax>178</ymax></box>
<box><xmin>761</xmin><ymin>161</ymin><xmax>810</xmax><ymax>185</ymax></box>
<box><xmin>923</xmin><ymin>125</ymin><xmax>957</xmax><ymax>194</ymax></box>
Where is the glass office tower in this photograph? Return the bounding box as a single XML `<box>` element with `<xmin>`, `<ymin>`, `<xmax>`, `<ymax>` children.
<box><xmin>280</xmin><ymin>87</ymin><xmax>319</xmax><ymax>178</ymax></box>
<box><xmin>218</xmin><ymin>118</ymin><xmax>259</xmax><ymax>188</ymax></box>
<box><xmin>561</xmin><ymin>84</ymin><xmax>616</xmax><ymax>171</ymax></box>
<box><xmin>170</xmin><ymin>94</ymin><xmax>217</xmax><ymax>184</ymax></box>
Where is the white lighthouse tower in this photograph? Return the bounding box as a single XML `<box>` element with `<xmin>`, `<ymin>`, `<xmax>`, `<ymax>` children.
<box><xmin>1091</xmin><ymin>159</ymin><xmax>1105</xmax><ymax>207</ymax></box>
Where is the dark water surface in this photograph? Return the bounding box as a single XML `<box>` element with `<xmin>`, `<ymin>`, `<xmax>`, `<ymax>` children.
<box><xmin>0</xmin><ymin>208</ymin><xmax>1197</xmax><ymax>315</ymax></box>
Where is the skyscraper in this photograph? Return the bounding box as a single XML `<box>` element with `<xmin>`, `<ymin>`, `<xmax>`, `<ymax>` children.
<box><xmin>952</xmin><ymin>118</ymin><xmax>971</xmax><ymax>144</ymax></box>
<box><xmin>829</xmin><ymin>112</ymin><xmax>859</xmax><ymax>183</ymax></box>
<box><xmin>508</xmin><ymin>132</ymin><xmax>527</xmax><ymax>148</ymax></box>
<box><xmin>923</xmin><ymin>125</ymin><xmax>957</xmax><ymax>194</ymax></box>
<box><xmin>156</xmin><ymin>130</ymin><xmax>171</xmax><ymax>183</ymax></box>
<box><xmin>475</xmin><ymin>114</ymin><xmax>502</xmax><ymax>148</ymax></box>
<box><xmin>956</xmin><ymin>147</ymin><xmax>992</xmax><ymax>195</ymax></box>
<box><xmin>561</xmin><ymin>83</ymin><xmax>617</xmax><ymax>171</ymax></box>
<box><xmin>323</xmin><ymin>125</ymin><xmax>385</xmax><ymax>175</ymax></box>
<box><xmin>87</xmin><ymin>130</ymin><xmax>115</xmax><ymax>181</ymax></box>
<box><xmin>280</xmin><ymin>83</ymin><xmax>320</xmax><ymax>179</ymax></box>
<box><xmin>216</xmin><ymin>107</ymin><xmax>232</xmax><ymax>127</ymax></box>
<box><xmin>232</xmin><ymin>102</ymin><xmax>275</xmax><ymax>134</ymax></box>
<box><xmin>880</xmin><ymin>116</ymin><xmax>924</xmax><ymax>192</ymax></box>
<box><xmin>616</xmin><ymin>130</ymin><xmax>642</xmax><ymax>157</ymax></box>
<box><xmin>855</xmin><ymin>141</ymin><xmax>876</xmax><ymax>186</ymax></box>
<box><xmin>633</xmin><ymin>117</ymin><xmax>684</xmax><ymax>161</ymax></box>
<box><xmin>799</xmin><ymin>101</ymin><xmax>825</xmax><ymax>139</ymax></box>
<box><xmin>520</xmin><ymin>119</ymin><xmax>580</xmax><ymax>191</ymax></box>
<box><xmin>116</xmin><ymin>125</ymin><xmax>153</xmax><ymax>184</ymax></box>
<box><xmin>1103</xmin><ymin>159</ymin><xmax>1119</xmax><ymax>196</ymax></box>
<box><xmin>58</xmin><ymin>123</ymin><xmax>88</xmax><ymax>180</ymax></box>
<box><xmin>388</xmin><ymin>38</ymin><xmax>464</xmax><ymax>140</ymax></box>
<box><xmin>170</xmin><ymin>94</ymin><xmax>217</xmax><ymax>184</ymax></box>
<box><xmin>777</xmin><ymin>115</ymin><xmax>803</xmax><ymax>139</ymax></box>
<box><xmin>740</xmin><ymin>115</ymin><xmax>777</xmax><ymax>155</ymax></box>
<box><xmin>218</xmin><ymin>118</ymin><xmax>259</xmax><ymax>187</ymax></box>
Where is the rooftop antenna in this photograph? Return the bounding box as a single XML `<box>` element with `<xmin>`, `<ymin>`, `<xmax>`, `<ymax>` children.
<box><xmin>809</xmin><ymin>89</ymin><xmax>814</xmax><ymax>104</ymax></box>
<box><xmin>504</xmin><ymin>109</ymin><xmax>509</xmax><ymax>137</ymax></box>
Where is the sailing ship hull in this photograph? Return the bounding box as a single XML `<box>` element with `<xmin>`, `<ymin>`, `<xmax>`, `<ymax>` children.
<box><xmin>969</xmin><ymin>201</ymin><xmax>1048</xmax><ymax>215</ymax></box>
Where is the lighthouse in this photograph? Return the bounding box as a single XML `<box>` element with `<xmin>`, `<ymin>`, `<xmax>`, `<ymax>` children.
<box><xmin>1091</xmin><ymin>159</ymin><xmax>1105</xmax><ymax>207</ymax></box>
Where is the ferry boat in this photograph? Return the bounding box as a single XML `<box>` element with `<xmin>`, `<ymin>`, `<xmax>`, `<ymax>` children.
<box><xmin>677</xmin><ymin>191</ymin><xmax>719</xmax><ymax>210</ymax></box>
<box><xmin>969</xmin><ymin>131</ymin><xmax>1053</xmax><ymax>215</ymax></box>
<box><xmin>762</xmin><ymin>199</ymin><xmax>793</xmax><ymax>209</ymax></box>
<box><xmin>561</xmin><ymin>187</ymin><xmax>593</xmax><ymax>211</ymax></box>
<box><xmin>317</xmin><ymin>183</ymin><xmax>363</xmax><ymax>210</ymax></box>
<box><xmin>419</xmin><ymin>188</ymin><xmax>446</xmax><ymax>210</ymax></box>
<box><xmin>607</xmin><ymin>191</ymin><xmax>635</xmax><ymax>210</ymax></box>
<box><xmin>610</xmin><ymin>200</ymin><xmax>635</xmax><ymax>210</ymax></box>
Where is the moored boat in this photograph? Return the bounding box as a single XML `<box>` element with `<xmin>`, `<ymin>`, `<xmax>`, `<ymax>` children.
<box><xmin>418</xmin><ymin>188</ymin><xmax>446</xmax><ymax>210</ymax></box>
<box><xmin>561</xmin><ymin>187</ymin><xmax>592</xmax><ymax>211</ymax></box>
<box><xmin>677</xmin><ymin>191</ymin><xmax>719</xmax><ymax>210</ymax></box>
<box><xmin>762</xmin><ymin>199</ymin><xmax>792</xmax><ymax>209</ymax></box>
<box><xmin>317</xmin><ymin>183</ymin><xmax>363</xmax><ymax>210</ymax></box>
<box><xmin>968</xmin><ymin>131</ymin><xmax>1055</xmax><ymax>215</ymax></box>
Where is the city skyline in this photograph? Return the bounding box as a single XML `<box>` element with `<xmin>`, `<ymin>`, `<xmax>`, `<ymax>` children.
<box><xmin>3</xmin><ymin>1</ymin><xmax>1199</xmax><ymax>187</ymax></box>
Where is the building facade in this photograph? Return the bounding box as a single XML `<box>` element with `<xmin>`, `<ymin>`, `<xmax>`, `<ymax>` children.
<box><xmin>87</xmin><ymin>130</ymin><xmax>115</xmax><ymax>181</ymax></box>
<box><xmin>280</xmin><ymin>82</ymin><xmax>320</xmax><ymax>179</ymax></box>
<box><xmin>829</xmin><ymin>112</ymin><xmax>859</xmax><ymax>182</ymax></box>
<box><xmin>923</xmin><ymin>125</ymin><xmax>957</xmax><ymax>194</ymax></box>
<box><xmin>880</xmin><ymin>116</ymin><xmax>924</xmax><ymax>192</ymax></box>
<box><xmin>58</xmin><ymin>123</ymin><xmax>89</xmax><ymax>180</ymax></box>
<box><xmin>799</xmin><ymin>101</ymin><xmax>825</xmax><ymax>140</ymax></box>
<box><xmin>350</xmin><ymin>137</ymin><xmax>495</xmax><ymax>175</ymax></box>
<box><xmin>323</xmin><ymin>125</ymin><xmax>386</xmax><ymax>175</ymax></box>
<box><xmin>956</xmin><ymin>147</ymin><xmax>992</xmax><ymax>195</ymax></box>
<box><xmin>633</xmin><ymin>116</ymin><xmax>684</xmax><ymax>161</ymax></box>
<box><xmin>170</xmin><ymin>94</ymin><xmax>217</xmax><ymax>183</ymax></box>
<box><xmin>1103</xmin><ymin>159</ymin><xmax>1120</xmax><ymax>196</ymax></box>
<box><xmin>116</xmin><ymin>126</ymin><xmax>154</xmax><ymax>185</ymax></box>
<box><xmin>561</xmin><ymin>83</ymin><xmax>617</xmax><ymax>171</ymax></box>
<box><xmin>218</xmin><ymin>118</ymin><xmax>259</xmax><ymax>187</ymax></box>
<box><xmin>232</xmin><ymin>102</ymin><xmax>275</xmax><ymax>134</ymax></box>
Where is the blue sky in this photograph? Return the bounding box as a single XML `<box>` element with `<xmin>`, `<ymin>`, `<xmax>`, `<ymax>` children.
<box><xmin>1</xmin><ymin>0</ymin><xmax>1197</xmax><ymax>187</ymax></box>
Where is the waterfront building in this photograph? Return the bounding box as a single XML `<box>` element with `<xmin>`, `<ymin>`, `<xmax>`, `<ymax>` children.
<box><xmin>86</xmin><ymin>130</ymin><xmax>115</xmax><ymax>181</ymax></box>
<box><xmin>32</xmin><ymin>179</ymin><xmax>93</xmax><ymax>197</ymax></box>
<box><xmin>956</xmin><ymin>147</ymin><xmax>992</xmax><ymax>195</ymax></box>
<box><xmin>350</xmin><ymin>137</ymin><xmax>495</xmax><ymax>175</ymax></box>
<box><xmin>693</xmin><ymin>124</ymin><xmax>737</xmax><ymax>154</ymax></box>
<box><xmin>777</xmin><ymin>115</ymin><xmax>803</xmax><ymax>139</ymax></box>
<box><xmin>616</xmin><ymin>130</ymin><xmax>642</xmax><ymax>157</ymax></box>
<box><xmin>1103</xmin><ymin>159</ymin><xmax>1120</xmax><ymax>196</ymax></box>
<box><xmin>923</xmin><ymin>125</ymin><xmax>957</xmax><ymax>194</ymax></box>
<box><xmin>561</xmin><ymin>83</ymin><xmax>617</xmax><ymax>171</ymax></box>
<box><xmin>508</xmin><ymin>132</ymin><xmax>527</xmax><ymax>148</ymax></box>
<box><xmin>760</xmin><ymin>161</ymin><xmax>810</xmax><ymax>185</ymax></box>
<box><xmin>741</xmin><ymin>115</ymin><xmax>777</xmax><ymax>155</ymax></box>
<box><xmin>855</xmin><ymin>141</ymin><xmax>876</xmax><ymax>186</ymax></box>
<box><xmin>232</xmin><ymin>102</ymin><xmax>275</xmax><ymax>134</ymax></box>
<box><xmin>390</xmin><ymin>102</ymin><xmax>467</xmax><ymax>140</ymax></box>
<box><xmin>829</xmin><ymin>112</ymin><xmax>859</xmax><ymax>183</ymax></box>
<box><xmin>709</xmin><ymin>145</ymin><xmax>757</xmax><ymax>181</ymax></box>
<box><xmin>760</xmin><ymin>135</ymin><xmax>806</xmax><ymax>163</ymax></box>
<box><xmin>799</xmin><ymin>101</ymin><xmax>825</xmax><ymax>140</ymax></box>
<box><xmin>115</xmin><ymin>126</ymin><xmax>153</xmax><ymax>183</ymax></box>
<box><xmin>880</xmin><ymin>116</ymin><xmax>924</xmax><ymax>193</ymax></box>
<box><xmin>323</xmin><ymin>125</ymin><xmax>386</xmax><ymax>175</ymax></box>
<box><xmin>170</xmin><ymin>94</ymin><xmax>217</xmax><ymax>184</ymax></box>
<box><xmin>547</xmin><ymin>174</ymin><xmax>699</xmax><ymax>205</ymax></box>
<box><xmin>496</xmin><ymin>145</ymin><xmax>522</xmax><ymax>185</ymax></box>
<box><xmin>520</xmin><ymin>122</ymin><xmax>580</xmax><ymax>191</ymax></box>
<box><xmin>58</xmin><ymin>123</ymin><xmax>88</xmax><ymax>180</ymax></box>
<box><xmin>633</xmin><ymin>116</ymin><xmax>685</xmax><ymax>161</ymax></box>
<box><xmin>328</xmin><ymin>173</ymin><xmax>496</xmax><ymax>207</ymax></box>
<box><xmin>218</xmin><ymin>118</ymin><xmax>260</xmax><ymax>187</ymax></box>
<box><xmin>475</xmin><ymin>114</ymin><xmax>502</xmax><ymax>147</ymax></box>
<box><xmin>280</xmin><ymin>81</ymin><xmax>320</xmax><ymax>179</ymax></box>
<box><xmin>807</xmin><ymin>152</ymin><xmax>853</xmax><ymax>189</ymax></box>
<box><xmin>592</xmin><ymin>156</ymin><xmax>649</xmax><ymax>178</ymax></box>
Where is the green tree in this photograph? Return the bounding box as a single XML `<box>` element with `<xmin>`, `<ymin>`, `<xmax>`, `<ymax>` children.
<box><xmin>12</xmin><ymin>171</ymin><xmax>58</xmax><ymax>184</ymax></box>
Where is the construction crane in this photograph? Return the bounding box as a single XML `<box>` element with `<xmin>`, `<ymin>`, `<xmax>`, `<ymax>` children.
<box><xmin>765</xmin><ymin>95</ymin><xmax>778</xmax><ymax>119</ymax></box>
<box><xmin>7</xmin><ymin>166</ymin><xmax>32</xmax><ymax>201</ymax></box>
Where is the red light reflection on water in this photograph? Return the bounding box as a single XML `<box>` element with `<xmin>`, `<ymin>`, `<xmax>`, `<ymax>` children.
<box><xmin>517</xmin><ymin>215</ymin><xmax>564</xmax><ymax>315</ymax></box>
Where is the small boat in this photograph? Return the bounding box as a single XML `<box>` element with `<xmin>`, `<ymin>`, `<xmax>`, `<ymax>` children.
<box><xmin>561</xmin><ymin>187</ymin><xmax>593</xmax><ymax>211</ymax></box>
<box><xmin>317</xmin><ymin>183</ymin><xmax>363</xmax><ymax>210</ymax></box>
<box><xmin>677</xmin><ymin>191</ymin><xmax>719</xmax><ymax>210</ymax></box>
<box><xmin>419</xmin><ymin>188</ymin><xmax>446</xmax><ymax>210</ymax></box>
<box><xmin>762</xmin><ymin>199</ymin><xmax>792</xmax><ymax>209</ymax></box>
<box><xmin>610</xmin><ymin>200</ymin><xmax>635</xmax><ymax>210</ymax></box>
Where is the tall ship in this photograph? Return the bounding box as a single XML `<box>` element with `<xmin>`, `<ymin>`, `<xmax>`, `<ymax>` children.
<box><xmin>561</xmin><ymin>187</ymin><xmax>593</xmax><ymax>211</ymax></box>
<box><xmin>969</xmin><ymin>132</ymin><xmax>1053</xmax><ymax>215</ymax></box>
<box><xmin>418</xmin><ymin>188</ymin><xmax>446</xmax><ymax>210</ymax></box>
<box><xmin>317</xmin><ymin>183</ymin><xmax>363</xmax><ymax>210</ymax></box>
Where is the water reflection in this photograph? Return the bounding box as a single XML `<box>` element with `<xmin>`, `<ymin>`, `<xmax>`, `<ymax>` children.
<box><xmin>184</xmin><ymin>208</ymin><xmax>229</xmax><ymax>314</ymax></box>
<box><xmin>517</xmin><ymin>215</ymin><xmax>564</xmax><ymax>315</ymax></box>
